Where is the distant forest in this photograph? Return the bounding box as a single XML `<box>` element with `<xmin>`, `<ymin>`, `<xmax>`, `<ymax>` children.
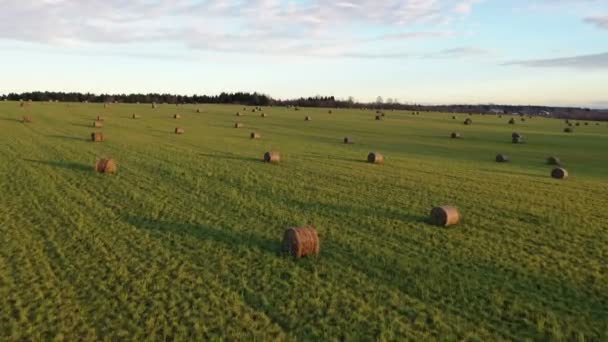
<box><xmin>2</xmin><ymin>91</ymin><xmax>606</xmax><ymax>121</ymax></box>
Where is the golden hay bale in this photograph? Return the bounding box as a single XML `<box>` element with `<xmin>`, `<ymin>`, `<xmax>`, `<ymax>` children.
<box><xmin>521</xmin><ymin>117</ymin><xmax>526</xmax><ymax>122</ymax></box>
<box><xmin>234</xmin><ymin>122</ymin><xmax>243</xmax><ymax>128</ymax></box>
<box><xmin>196</xmin><ymin>109</ymin><xmax>201</xmax><ymax>113</ymax></box>
<box><xmin>152</xmin><ymin>103</ymin><xmax>157</xmax><ymax>109</ymax></box>
<box><xmin>261</xmin><ymin>113</ymin><xmax>267</xmax><ymax>118</ymax></box>
<box><xmin>496</xmin><ymin>154</ymin><xmax>509</xmax><ymax>162</ymax></box>
<box><xmin>175</xmin><ymin>127</ymin><xmax>185</xmax><ymax>134</ymax></box>
<box><xmin>283</xmin><ymin>226</ymin><xmax>320</xmax><ymax>258</ymax></box>
<box><xmin>263</xmin><ymin>151</ymin><xmax>280</xmax><ymax>163</ymax></box>
<box><xmin>93</xmin><ymin>121</ymin><xmax>103</xmax><ymax>128</ymax></box>
<box><xmin>305</xmin><ymin>116</ymin><xmax>312</xmax><ymax>121</ymax></box>
<box><xmin>508</xmin><ymin>118</ymin><xmax>516</xmax><ymax>124</ymax></box>
<box><xmin>236</xmin><ymin>112</ymin><xmax>242</xmax><ymax>116</ymax></box>
<box><xmin>375</xmin><ymin>115</ymin><xmax>382</xmax><ymax>121</ymax></box>
<box><xmin>367</xmin><ymin>152</ymin><xmax>384</xmax><ymax>164</ymax></box>
<box><xmin>96</xmin><ymin>115</ymin><xmax>105</xmax><ymax>121</ymax></box>
<box><xmin>512</xmin><ymin>136</ymin><xmax>523</xmax><ymax>144</ymax></box>
<box><xmin>551</xmin><ymin>167</ymin><xmax>568</xmax><ymax>180</ymax></box>
<box><xmin>452</xmin><ymin>116</ymin><xmax>457</xmax><ymax>120</ymax></box>
<box><xmin>95</xmin><ymin>158</ymin><xmax>117</xmax><ymax>174</ymax></box>
<box><xmin>512</xmin><ymin>132</ymin><xmax>522</xmax><ymax>139</ymax></box>
<box><xmin>430</xmin><ymin>206</ymin><xmax>460</xmax><ymax>227</ymax></box>
<box><xmin>464</xmin><ymin>118</ymin><xmax>472</xmax><ymax>125</ymax></box>
<box><xmin>132</xmin><ymin>114</ymin><xmax>140</xmax><ymax>119</ymax></box>
<box><xmin>91</xmin><ymin>132</ymin><xmax>104</xmax><ymax>142</ymax></box>
<box><xmin>174</xmin><ymin>114</ymin><xmax>181</xmax><ymax>119</ymax></box>
<box><xmin>250</xmin><ymin>132</ymin><xmax>261</xmax><ymax>139</ymax></box>
<box><xmin>328</xmin><ymin>110</ymin><xmax>332</xmax><ymax>114</ymax></box>
<box><xmin>451</xmin><ymin>132</ymin><xmax>461</xmax><ymax>139</ymax></box>
<box><xmin>547</xmin><ymin>156</ymin><xmax>561</xmax><ymax>165</ymax></box>
<box><xmin>344</xmin><ymin>137</ymin><xmax>354</xmax><ymax>144</ymax></box>
<box><xmin>22</xmin><ymin>116</ymin><xmax>33</xmax><ymax>123</ymax></box>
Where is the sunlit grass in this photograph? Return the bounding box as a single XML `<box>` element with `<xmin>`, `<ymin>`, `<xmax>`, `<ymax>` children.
<box><xmin>0</xmin><ymin>101</ymin><xmax>607</xmax><ymax>340</ymax></box>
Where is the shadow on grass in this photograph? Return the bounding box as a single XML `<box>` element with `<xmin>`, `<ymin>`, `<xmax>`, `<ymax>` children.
<box><xmin>23</xmin><ymin>159</ymin><xmax>91</xmax><ymax>172</ymax></box>
<box><xmin>199</xmin><ymin>152</ymin><xmax>261</xmax><ymax>163</ymax></box>
<box><xmin>71</xmin><ymin>123</ymin><xmax>95</xmax><ymax>128</ymax></box>
<box><xmin>123</xmin><ymin>216</ymin><xmax>279</xmax><ymax>255</ymax></box>
<box><xmin>46</xmin><ymin>135</ymin><xmax>88</xmax><ymax>141</ymax></box>
<box><xmin>0</xmin><ymin>117</ymin><xmax>22</xmax><ymax>123</ymax></box>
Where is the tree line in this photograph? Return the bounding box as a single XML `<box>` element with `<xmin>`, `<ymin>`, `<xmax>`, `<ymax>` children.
<box><xmin>2</xmin><ymin>91</ymin><xmax>605</xmax><ymax>120</ymax></box>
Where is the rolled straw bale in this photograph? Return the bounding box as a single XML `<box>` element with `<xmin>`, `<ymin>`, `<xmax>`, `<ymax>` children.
<box><xmin>367</xmin><ymin>152</ymin><xmax>384</xmax><ymax>164</ymax></box>
<box><xmin>132</xmin><ymin>114</ymin><xmax>140</xmax><ymax>119</ymax></box>
<box><xmin>464</xmin><ymin>118</ymin><xmax>472</xmax><ymax>125</ymax></box>
<box><xmin>551</xmin><ymin>167</ymin><xmax>568</xmax><ymax>180</ymax></box>
<box><xmin>97</xmin><ymin>115</ymin><xmax>105</xmax><ymax>121</ymax></box>
<box><xmin>263</xmin><ymin>151</ymin><xmax>280</xmax><ymax>163</ymax></box>
<box><xmin>22</xmin><ymin>116</ymin><xmax>32</xmax><ymax>123</ymax></box>
<box><xmin>95</xmin><ymin>158</ymin><xmax>117</xmax><ymax>174</ymax></box>
<box><xmin>250</xmin><ymin>132</ymin><xmax>261</xmax><ymax>139</ymax></box>
<box><xmin>344</xmin><ymin>137</ymin><xmax>354</xmax><ymax>144</ymax></box>
<box><xmin>174</xmin><ymin>114</ymin><xmax>181</xmax><ymax>119</ymax></box>
<box><xmin>305</xmin><ymin>116</ymin><xmax>312</xmax><ymax>121</ymax></box>
<box><xmin>234</xmin><ymin>122</ymin><xmax>243</xmax><ymax>128</ymax></box>
<box><xmin>375</xmin><ymin>115</ymin><xmax>382</xmax><ymax>121</ymax></box>
<box><xmin>94</xmin><ymin>121</ymin><xmax>103</xmax><ymax>128</ymax></box>
<box><xmin>261</xmin><ymin>113</ymin><xmax>267</xmax><ymax>118</ymax></box>
<box><xmin>451</xmin><ymin>132</ymin><xmax>461</xmax><ymax>139</ymax></box>
<box><xmin>91</xmin><ymin>132</ymin><xmax>104</xmax><ymax>142</ymax></box>
<box><xmin>509</xmin><ymin>118</ymin><xmax>516</xmax><ymax>124</ymax></box>
<box><xmin>175</xmin><ymin>127</ymin><xmax>185</xmax><ymax>134</ymax></box>
<box><xmin>430</xmin><ymin>206</ymin><xmax>461</xmax><ymax>227</ymax></box>
<box><xmin>282</xmin><ymin>226</ymin><xmax>320</xmax><ymax>258</ymax></box>
<box><xmin>496</xmin><ymin>154</ymin><xmax>509</xmax><ymax>162</ymax></box>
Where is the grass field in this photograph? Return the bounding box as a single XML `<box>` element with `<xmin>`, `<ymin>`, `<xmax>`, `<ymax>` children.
<box><xmin>1</xmin><ymin>101</ymin><xmax>607</xmax><ymax>340</ymax></box>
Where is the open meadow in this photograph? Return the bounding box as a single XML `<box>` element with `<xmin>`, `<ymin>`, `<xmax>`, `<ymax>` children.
<box><xmin>1</xmin><ymin>101</ymin><xmax>607</xmax><ymax>340</ymax></box>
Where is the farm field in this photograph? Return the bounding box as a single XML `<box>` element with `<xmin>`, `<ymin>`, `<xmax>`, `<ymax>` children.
<box><xmin>0</xmin><ymin>101</ymin><xmax>607</xmax><ymax>340</ymax></box>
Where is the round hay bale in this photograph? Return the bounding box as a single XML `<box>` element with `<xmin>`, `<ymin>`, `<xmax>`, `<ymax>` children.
<box><xmin>512</xmin><ymin>132</ymin><xmax>522</xmax><ymax>139</ymax></box>
<box><xmin>196</xmin><ymin>109</ymin><xmax>201</xmax><ymax>113</ymax></box>
<box><xmin>328</xmin><ymin>110</ymin><xmax>332</xmax><ymax>114</ymax></box>
<box><xmin>584</xmin><ymin>122</ymin><xmax>589</xmax><ymax>126</ymax></box>
<box><xmin>22</xmin><ymin>116</ymin><xmax>33</xmax><ymax>123</ymax></box>
<box><xmin>234</xmin><ymin>122</ymin><xmax>243</xmax><ymax>128</ymax></box>
<box><xmin>261</xmin><ymin>113</ymin><xmax>267</xmax><ymax>118</ymax></box>
<box><xmin>250</xmin><ymin>132</ymin><xmax>261</xmax><ymax>139</ymax></box>
<box><xmin>512</xmin><ymin>136</ymin><xmax>523</xmax><ymax>144</ymax></box>
<box><xmin>236</xmin><ymin>112</ymin><xmax>242</xmax><ymax>116</ymax></box>
<box><xmin>464</xmin><ymin>118</ymin><xmax>472</xmax><ymax>125</ymax></box>
<box><xmin>263</xmin><ymin>151</ymin><xmax>280</xmax><ymax>163</ymax></box>
<box><xmin>496</xmin><ymin>154</ymin><xmax>509</xmax><ymax>162</ymax></box>
<box><xmin>521</xmin><ymin>117</ymin><xmax>526</xmax><ymax>122</ymax></box>
<box><xmin>93</xmin><ymin>121</ymin><xmax>103</xmax><ymax>128</ymax></box>
<box><xmin>375</xmin><ymin>115</ymin><xmax>382</xmax><ymax>121</ymax></box>
<box><xmin>282</xmin><ymin>226</ymin><xmax>320</xmax><ymax>258</ymax></box>
<box><xmin>508</xmin><ymin>118</ymin><xmax>516</xmax><ymax>124</ymax></box>
<box><xmin>551</xmin><ymin>167</ymin><xmax>568</xmax><ymax>180</ymax></box>
<box><xmin>499</xmin><ymin>115</ymin><xmax>503</xmax><ymax>118</ymax></box>
<box><xmin>132</xmin><ymin>114</ymin><xmax>140</xmax><ymax>119</ymax></box>
<box><xmin>305</xmin><ymin>116</ymin><xmax>312</xmax><ymax>121</ymax></box>
<box><xmin>96</xmin><ymin>115</ymin><xmax>105</xmax><ymax>121</ymax></box>
<box><xmin>452</xmin><ymin>116</ymin><xmax>457</xmax><ymax>120</ymax></box>
<box><xmin>152</xmin><ymin>103</ymin><xmax>157</xmax><ymax>109</ymax></box>
<box><xmin>95</xmin><ymin>158</ymin><xmax>117</xmax><ymax>174</ymax></box>
<box><xmin>430</xmin><ymin>206</ymin><xmax>460</xmax><ymax>227</ymax></box>
<box><xmin>575</xmin><ymin>122</ymin><xmax>580</xmax><ymax>126</ymax></box>
<box><xmin>344</xmin><ymin>137</ymin><xmax>354</xmax><ymax>144</ymax></box>
<box><xmin>175</xmin><ymin>127</ymin><xmax>185</xmax><ymax>135</ymax></box>
<box><xmin>547</xmin><ymin>156</ymin><xmax>561</xmax><ymax>165</ymax></box>
<box><xmin>367</xmin><ymin>152</ymin><xmax>384</xmax><ymax>164</ymax></box>
<box><xmin>91</xmin><ymin>132</ymin><xmax>104</xmax><ymax>142</ymax></box>
<box><xmin>451</xmin><ymin>132</ymin><xmax>461</xmax><ymax>139</ymax></box>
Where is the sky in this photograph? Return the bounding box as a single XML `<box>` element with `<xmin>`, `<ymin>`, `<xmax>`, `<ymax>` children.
<box><xmin>0</xmin><ymin>0</ymin><xmax>607</xmax><ymax>107</ymax></box>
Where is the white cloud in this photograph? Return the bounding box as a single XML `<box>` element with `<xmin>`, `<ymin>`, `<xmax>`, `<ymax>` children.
<box><xmin>584</xmin><ymin>15</ymin><xmax>608</xmax><ymax>29</ymax></box>
<box><xmin>504</xmin><ymin>52</ymin><xmax>608</xmax><ymax>70</ymax></box>
<box><xmin>0</xmin><ymin>0</ymin><xmax>481</xmax><ymax>57</ymax></box>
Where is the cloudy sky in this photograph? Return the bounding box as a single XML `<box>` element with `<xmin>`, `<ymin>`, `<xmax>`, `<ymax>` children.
<box><xmin>1</xmin><ymin>0</ymin><xmax>607</xmax><ymax>107</ymax></box>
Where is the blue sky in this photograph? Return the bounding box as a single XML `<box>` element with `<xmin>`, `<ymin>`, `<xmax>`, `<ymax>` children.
<box><xmin>0</xmin><ymin>0</ymin><xmax>607</xmax><ymax>107</ymax></box>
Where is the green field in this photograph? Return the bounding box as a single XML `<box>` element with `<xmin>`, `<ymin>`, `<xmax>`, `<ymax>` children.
<box><xmin>1</xmin><ymin>101</ymin><xmax>607</xmax><ymax>340</ymax></box>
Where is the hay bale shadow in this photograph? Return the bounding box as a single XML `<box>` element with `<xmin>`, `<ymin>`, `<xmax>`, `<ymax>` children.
<box><xmin>123</xmin><ymin>216</ymin><xmax>279</xmax><ymax>255</ymax></box>
<box><xmin>199</xmin><ymin>152</ymin><xmax>260</xmax><ymax>163</ymax></box>
<box><xmin>46</xmin><ymin>135</ymin><xmax>87</xmax><ymax>141</ymax></box>
<box><xmin>23</xmin><ymin>159</ymin><xmax>91</xmax><ymax>172</ymax></box>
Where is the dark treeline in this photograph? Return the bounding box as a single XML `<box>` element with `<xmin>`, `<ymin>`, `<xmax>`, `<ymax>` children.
<box><xmin>1</xmin><ymin>91</ymin><xmax>272</xmax><ymax>106</ymax></box>
<box><xmin>2</xmin><ymin>91</ymin><xmax>606</xmax><ymax>121</ymax></box>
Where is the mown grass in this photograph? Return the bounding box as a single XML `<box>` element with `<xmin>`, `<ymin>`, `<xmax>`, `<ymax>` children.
<box><xmin>0</xmin><ymin>101</ymin><xmax>607</xmax><ymax>340</ymax></box>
